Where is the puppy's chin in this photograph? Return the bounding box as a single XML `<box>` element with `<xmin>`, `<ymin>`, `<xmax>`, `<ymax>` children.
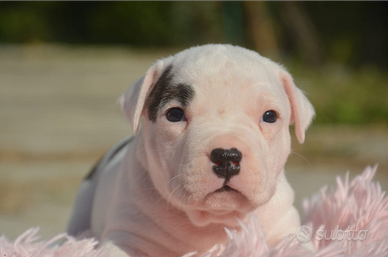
<box><xmin>185</xmin><ymin>208</ymin><xmax>247</xmax><ymax>227</ymax></box>
<box><xmin>204</xmin><ymin>187</ymin><xmax>248</xmax><ymax>210</ymax></box>
<box><xmin>184</xmin><ymin>189</ymin><xmax>254</xmax><ymax>227</ymax></box>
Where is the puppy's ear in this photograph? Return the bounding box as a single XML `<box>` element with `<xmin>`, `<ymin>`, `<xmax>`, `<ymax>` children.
<box><xmin>119</xmin><ymin>60</ymin><xmax>165</xmax><ymax>135</ymax></box>
<box><xmin>281</xmin><ymin>71</ymin><xmax>315</xmax><ymax>144</ymax></box>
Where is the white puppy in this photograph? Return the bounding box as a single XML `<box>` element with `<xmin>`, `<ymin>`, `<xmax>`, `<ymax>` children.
<box><xmin>68</xmin><ymin>44</ymin><xmax>315</xmax><ymax>256</ymax></box>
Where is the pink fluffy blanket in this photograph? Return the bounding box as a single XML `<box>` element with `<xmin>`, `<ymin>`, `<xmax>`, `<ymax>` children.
<box><xmin>1</xmin><ymin>166</ymin><xmax>387</xmax><ymax>257</ymax></box>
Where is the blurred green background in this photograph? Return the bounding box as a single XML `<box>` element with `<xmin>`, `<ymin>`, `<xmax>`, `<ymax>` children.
<box><xmin>0</xmin><ymin>1</ymin><xmax>387</xmax><ymax>241</ymax></box>
<box><xmin>1</xmin><ymin>1</ymin><xmax>387</xmax><ymax>124</ymax></box>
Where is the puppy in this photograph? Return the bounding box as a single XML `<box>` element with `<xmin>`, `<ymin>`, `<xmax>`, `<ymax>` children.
<box><xmin>67</xmin><ymin>44</ymin><xmax>315</xmax><ymax>256</ymax></box>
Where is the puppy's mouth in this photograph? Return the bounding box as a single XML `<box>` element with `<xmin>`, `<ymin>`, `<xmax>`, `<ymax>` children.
<box><xmin>215</xmin><ymin>185</ymin><xmax>239</xmax><ymax>194</ymax></box>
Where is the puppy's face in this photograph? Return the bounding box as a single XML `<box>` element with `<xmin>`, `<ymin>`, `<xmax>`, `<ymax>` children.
<box><xmin>121</xmin><ymin>45</ymin><xmax>314</xmax><ymax>227</ymax></box>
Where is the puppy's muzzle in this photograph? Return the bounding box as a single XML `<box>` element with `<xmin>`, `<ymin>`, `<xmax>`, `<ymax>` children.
<box><xmin>211</xmin><ymin>148</ymin><xmax>242</xmax><ymax>183</ymax></box>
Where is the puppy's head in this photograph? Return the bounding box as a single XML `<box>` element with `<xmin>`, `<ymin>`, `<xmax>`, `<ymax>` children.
<box><xmin>120</xmin><ymin>45</ymin><xmax>314</xmax><ymax>227</ymax></box>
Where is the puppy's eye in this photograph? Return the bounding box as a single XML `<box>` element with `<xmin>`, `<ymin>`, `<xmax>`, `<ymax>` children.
<box><xmin>261</xmin><ymin>110</ymin><xmax>277</xmax><ymax>123</ymax></box>
<box><xmin>166</xmin><ymin>108</ymin><xmax>186</xmax><ymax>122</ymax></box>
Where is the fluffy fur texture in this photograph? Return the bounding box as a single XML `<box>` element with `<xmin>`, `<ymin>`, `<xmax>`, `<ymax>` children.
<box><xmin>2</xmin><ymin>165</ymin><xmax>387</xmax><ymax>256</ymax></box>
<box><xmin>0</xmin><ymin>228</ymin><xmax>105</xmax><ymax>257</ymax></box>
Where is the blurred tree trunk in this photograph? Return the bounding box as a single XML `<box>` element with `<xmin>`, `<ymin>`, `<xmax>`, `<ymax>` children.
<box><xmin>363</xmin><ymin>2</ymin><xmax>387</xmax><ymax>69</ymax></box>
<box><xmin>279</xmin><ymin>2</ymin><xmax>324</xmax><ymax>67</ymax></box>
<box><xmin>241</xmin><ymin>1</ymin><xmax>279</xmax><ymax>56</ymax></box>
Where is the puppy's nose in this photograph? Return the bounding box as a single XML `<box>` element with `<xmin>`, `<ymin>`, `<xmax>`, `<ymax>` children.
<box><xmin>210</xmin><ymin>148</ymin><xmax>242</xmax><ymax>182</ymax></box>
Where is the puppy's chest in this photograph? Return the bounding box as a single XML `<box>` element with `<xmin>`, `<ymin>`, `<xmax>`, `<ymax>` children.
<box><xmin>118</xmin><ymin>196</ymin><xmax>232</xmax><ymax>256</ymax></box>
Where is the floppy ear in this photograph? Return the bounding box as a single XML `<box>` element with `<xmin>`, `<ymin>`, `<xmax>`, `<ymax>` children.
<box><xmin>119</xmin><ymin>60</ymin><xmax>165</xmax><ymax>135</ymax></box>
<box><xmin>281</xmin><ymin>71</ymin><xmax>315</xmax><ymax>144</ymax></box>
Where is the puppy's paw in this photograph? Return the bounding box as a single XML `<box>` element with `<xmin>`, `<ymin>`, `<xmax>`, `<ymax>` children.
<box><xmin>300</xmin><ymin>240</ymin><xmax>316</xmax><ymax>252</ymax></box>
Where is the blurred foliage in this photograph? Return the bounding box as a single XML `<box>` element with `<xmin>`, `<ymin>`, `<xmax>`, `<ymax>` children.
<box><xmin>0</xmin><ymin>1</ymin><xmax>387</xmax><ymax>125</ymax></box>
<box><xmin>0</xmin><ymin>2</ymin><xmax>224</xmax><ymax>46</ymax></box>
<box><xmin>290</xmin><ymin>65</ymin><xmax>388</xmax><ymax>125</ymax></box>
<box><xmin>0</xmin><ymin>2</ymin><xmax>386</xmax><ymax>67</ymax></box>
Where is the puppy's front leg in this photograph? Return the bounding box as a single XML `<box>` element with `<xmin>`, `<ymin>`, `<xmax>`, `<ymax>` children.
<box><xmin>267</xmin><ymin>206</ymin><xmax>315</xmax><ymax>252</ymax></box>
<box><xmin>103</xmin><ymin>241</ymin><xmax>131</xmax><ymax>257</ymax></box>
<box><xmin>102</xmin><ymin>231</ymin><xmax>151</xmax><ymax>257</ymax></box>
<box><xmin>101</xmin><ymin>231</ymin><xmax>140</xmax><ymax>257</ymax></box>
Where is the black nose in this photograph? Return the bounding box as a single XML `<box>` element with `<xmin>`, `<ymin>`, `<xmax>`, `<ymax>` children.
<box><xmin>210</xmin><ymin>148</ymin><xmax>242</xmax><ymax>182</ymax></box>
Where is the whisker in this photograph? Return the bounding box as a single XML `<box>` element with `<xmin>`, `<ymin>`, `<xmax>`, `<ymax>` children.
<box><xmin>276</xmin><ymin>177</ymin><xmax>286</xmax><ymax>188</ymax></box>
<box><xmin>290</xmin><ymin>150</ymin><xmax>310</xmax><ymax>165</ymax></box>
<box><xmin>165</xmin><ymin>174</ymin><xmax>184</xmax><ymax>189</ymax></box>
<box><xmin>167</xmin><ymin>184</ymin><xmax>183</xmax><ymax>206</ymax></box>
<box><xmin>177</xmin><ymin>185</ymin><xmax>188</xmax><ymax>207</ymax></box>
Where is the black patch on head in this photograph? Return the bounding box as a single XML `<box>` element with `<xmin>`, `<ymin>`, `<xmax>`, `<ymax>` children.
<box><xmin>145</xmin><ymin>65</ymin><xmax>194</xmax><ymax>122</ymax></box>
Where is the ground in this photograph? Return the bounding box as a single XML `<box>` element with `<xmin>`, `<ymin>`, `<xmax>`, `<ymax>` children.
<box><xmin>0</xmin><ymin>45</ymin><xmax>387</xmax><ymax>240</ymax></box>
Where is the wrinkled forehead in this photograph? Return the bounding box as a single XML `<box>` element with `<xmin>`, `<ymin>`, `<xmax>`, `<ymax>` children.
<box><xmin>171</xmin><ymin>46</ymin><xmax>280</xmax><ymax>87</ymax></box>
<box><xmin>170</xmin><ymin>48</ymin><xmax>285</xmax><ymax>104</ymax></box>
<box><xmin>145</xmin><ymin>46</ymin><xmax>286</xmax><ymax>120</ymax></box>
